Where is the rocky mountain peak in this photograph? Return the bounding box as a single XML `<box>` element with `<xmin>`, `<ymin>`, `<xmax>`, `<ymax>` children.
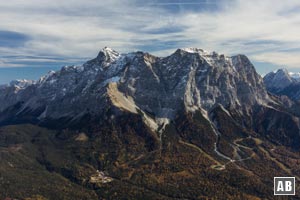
<box><xmin>97</xmin><ymin>47</ymin><xmax>120</xmax><ymax>62</ymax></box>
<box><xmin>84</xmin><ymin>47</ymin><xmax>121</xmax><ymax>69</ymax></box>
<box><xmin>263</xmin><ymin>68</ymin><xmax>295</xmax><ymax>91</ymax></box>
<box><xmin>263</xmin><ymin>68</ymin><xmax>300</xmax><ymax>100</ymax></box>
<box><xmin>274</xmin><ymin>68</ymin><xmax>291</xmax><ymax>82</ymax></box>
<box><xmin>277</xmin><ymin>68</ymin><xmax>289</xmax><ymax>74</ymax></box>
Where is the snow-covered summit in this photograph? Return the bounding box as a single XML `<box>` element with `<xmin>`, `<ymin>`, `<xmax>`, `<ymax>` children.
<box><xmin>96</xmin><ymin>47</ymin><xmax>120</xmax><ymax>66</ymax></box>
<box><xmin>176</xmin><ymin>48</ymin><xmax>234</xmax><ymax>67</ymax></box>
<box><xmin>180</xmin><ymin>47</ymin><xmax>210</xmax><ymax>54</ymax></box>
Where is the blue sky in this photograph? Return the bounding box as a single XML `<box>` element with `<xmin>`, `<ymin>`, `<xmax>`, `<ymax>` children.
<box><xmin>1</xmin><ymin>0</ymin><xmax>300</xmax><ymax>83</ymax></box>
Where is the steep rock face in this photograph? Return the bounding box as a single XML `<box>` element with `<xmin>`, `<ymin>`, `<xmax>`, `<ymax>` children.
<box><xmin>0</xmin><ymin>48</ymin><xmax>272</xmax><ymax>128</ymax></box>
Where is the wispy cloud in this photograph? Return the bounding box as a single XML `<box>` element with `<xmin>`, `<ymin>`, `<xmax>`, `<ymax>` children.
<box><xmin>0</xmin><ymin>0</ymin><xmax>300</xmax><ymax>74</ymax></box>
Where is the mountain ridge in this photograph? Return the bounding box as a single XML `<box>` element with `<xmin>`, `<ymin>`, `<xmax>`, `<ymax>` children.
<box><xmin>0</xmin><ymin>47</ymin><xmax>273</xmax><ymax>129</ymax></box>
<box><xmin>2</xmin><ymin>47</ymin><xmax>300</xmax><ymax>149</ymax></box>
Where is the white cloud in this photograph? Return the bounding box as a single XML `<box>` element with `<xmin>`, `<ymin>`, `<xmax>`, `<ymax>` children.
<box><xmin>0</xmin><ymin>0</ymin><xmax>164</xmax><ymax>57</ymax></box>
<box><xmin>252</xmin><ymin>52</ymin><xmax>300</xmax><ymax>67</ymax></box>
<box><xmin>0</xmin><ymin>58</ymin><xmax>25</xmax><ymax>68</ymax></box>
<box><xmin>1</xmin><ymin>0</ymin><xmax>300</xmax><ymax>72</ymax></box>
<box><xmin>172</xmin><ymin>0</ymin><xmax>300</xmax><ymax>69</ymax></box>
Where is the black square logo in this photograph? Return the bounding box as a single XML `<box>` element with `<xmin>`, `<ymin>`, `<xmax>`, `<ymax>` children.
<box><xmin>274</xmin><ymin>177</ymin><xmax>295</xmax><ymax>195</ymax></box>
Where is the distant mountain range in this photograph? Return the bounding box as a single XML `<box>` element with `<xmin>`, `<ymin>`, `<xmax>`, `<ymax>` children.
<box><xmin>1</xmin><ymin>47</ymin><xmax>300</xmax><ymax>199</ymax></box>
<box><xmin>264</xmin><ymin>68</ymin><xmax>300</xmax><ymax>101</ymax></box>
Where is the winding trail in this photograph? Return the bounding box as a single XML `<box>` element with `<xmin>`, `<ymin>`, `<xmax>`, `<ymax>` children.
<box><xmin>178</xmin><ymin>139</ymin><xmax>221</xmax><ymax>166</ymax></box>
<box><xmin>180</xmin><ymin>112</ymin><xmax>298</xmax><ymax>174</ymax></box>
<box><xmin>206</xmin><ymin>115</ymin><xmax>258</xmax><ymax>170</ymax></box>
<box><xmin>207</xmin><ymin>117</ymin><xmax>233</xmax><ymax>162</ymax></box>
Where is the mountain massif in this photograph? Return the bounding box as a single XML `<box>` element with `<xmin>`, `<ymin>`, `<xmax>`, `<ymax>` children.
<box><xmin>1</xmin><ymin>47</ymin><xmax>300</xmax><ymax>199</ymax></box>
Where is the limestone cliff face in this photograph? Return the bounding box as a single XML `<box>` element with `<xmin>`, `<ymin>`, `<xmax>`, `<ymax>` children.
<box><xmin>0</xmin><ymin>47</ymin><xmax>273</xmax><ymax>128</ymax></box>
